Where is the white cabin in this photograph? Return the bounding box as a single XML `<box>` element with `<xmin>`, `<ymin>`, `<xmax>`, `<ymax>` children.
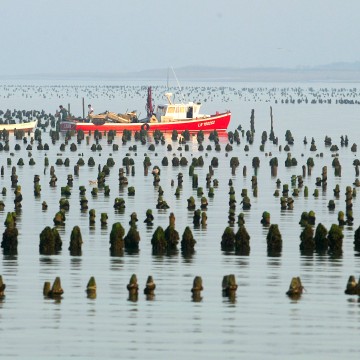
<box><xmin>154</xmin><ymin>93</ymin><xmax>207</xmax><ymax>122</ymax></box>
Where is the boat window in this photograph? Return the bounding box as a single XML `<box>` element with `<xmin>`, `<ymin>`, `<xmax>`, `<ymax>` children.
<box><xmin>167</xmin><ymin>106</ymin><xmax>175</xmax><ymax>113</ymax></box>
<box><xmin>157</xmin><ymin>105</ymin><xmax>166</xmax><ymax>116</ymax></box>
<box><xmin>186</xmin><ymin>107</ymin><xmax>193</xmax><ymax>118</ymax></box>
<box><xmin>179</xmin><ymin>106</ymin><xmax>185</xmax><ymax>113</ymax></box>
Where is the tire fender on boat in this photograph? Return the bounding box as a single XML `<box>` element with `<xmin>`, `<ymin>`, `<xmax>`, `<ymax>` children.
<box><xmin>141</xmin><ymin>123</ymin><xmax>150</xmax><ymax>131</ymax></box>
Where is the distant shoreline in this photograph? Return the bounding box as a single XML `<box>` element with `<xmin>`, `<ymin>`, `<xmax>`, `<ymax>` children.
<box><xmin>2</xmin><ymin>66</ymin><xmax>360</xmax><ymax>83</ymax></box>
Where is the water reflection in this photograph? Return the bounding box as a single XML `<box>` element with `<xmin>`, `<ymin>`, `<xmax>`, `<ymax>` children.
<box><xmin>346</xmin><ymin>297</ymin><xmax>360</xmax><ymax>305</ymax></box>
<box><xmin>145</xmin><ymin>293</ymin><xmax>155</xmax><ymax>301</ymax></box>
<box><xmin>235</xmin><ymin>248</ymin><xmax>250</xmax><ymax>256</ymax></box>
<box><xmin>235</xmin><ymin>257</ymin><xmax>250</xmax><ymax>267</ymax></box>
<box><xmin>89</xmin><ymin>224</ymin><xmax>96</xmax><ymax>235</ymax></box>
<box><xmin>300</xmin><ymin>254</ymin><xmax>315</xmax><ymax>267</ymax></box>
<box><xmin>110</xmin><ymin>249</ymin><xmax>124</xmax><ymax>257</ymax></box>
<box><xmin>315</xmin><ymin>249</ymin><xmax>328</xmax><ymax>257</ymax></box>
<box><xmin>70</xmin><ymin>257</ymin><xmax>82</xmax><ymax>271</ymax></box>
<box><xmin>288</xmin><ymin>295</ymin><xmax>302</xmax><ymax>303</ymax></box>
<box><xmin>328</xmin><ymin>253</ymin><xmax>343</xmax><ymax>263</ymax></box>
<box><xmin>125</xmin><ymin>249</ymin><xmax>140</xmax><ymax>256</ymax></box>
<box><xmin>87</xmin><ymin>302</ymin><xmax>96</xmax><ymax>317</ymax></box>
<box><xmin>192</xmin><ymin>292</ymin><xmax>202</xmax><ymax>302</ymax></box>
<box><xmin>152</xmin><ymin>249</ymin><xmax>179</xmax><ymax>257</ymax></box>
<box><xmin>193</xmin><ymin>224</ymin><xmax>201</xmax><ymax>231</ymax></box>
<box><xmin>114</xmin><ymin>210</ymin><xmax>126</xmax><ymax>221</ymax></box>
<box><xmin>181</xmin><ymin>251</ymin><xmax>195</xmax><ymax>263</ymax></box>
<box><xmin>128</xmin><ymin>293</ymin><xmax>138</xmax><ymax>302</ymax></box>
<box><xmin>39</xmin><ymin>256</ymin><xmax>62</xmax><ymax>272</ymax></box>
<box><xmin>267</xmin><ymin>250</ymin><xmax>282</xmax><ymax>258</ymax></box>
<box><xmin>2</xmin><ymin>254</ymin><xmax>18</xmax><ymax>265</ymax></box>
<box><xmin>54</xmin><ymin>223</ymin><xmax>66</xmax><ymax>236</ymax></box>
<box><xmin>267</xmin><ymin>256</ymin><xmax>282</xmax><ymax>268</ymax></box>
<box><xmin>110</xmin><ymin>257</ymin><xmax>124</xmax><ymax>271</ymax></box>
<box><xmin>50</xmin><ymin>301</ymin><xmax>62</xmax><ymax>326</ymax></box>
<box><xmin>14</xmin><ymin>208</ymin><xmax>22</xmax><ymax>218</ymax></box>
<box><xmin>222</xmin><ymin>294</ymin><xmax>237</xmax><ymax>305</ymax></box>
<box><xmin>221</xmin><ymin>250</ymin><xmax>234</xmax><ymax>257</ymax></box>
<box><xmin>145</xmin><ymin>225</ymin><xmax>154</xmax><ymax>235</ymax></box>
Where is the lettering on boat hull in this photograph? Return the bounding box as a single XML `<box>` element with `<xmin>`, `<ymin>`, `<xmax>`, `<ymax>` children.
<box><xmin>198</xmin><ymin>120</ymin><xmax>215</xmax><ymax>128</ymax></box>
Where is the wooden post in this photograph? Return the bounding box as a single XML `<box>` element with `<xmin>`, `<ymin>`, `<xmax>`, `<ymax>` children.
<box><xmin>82</xmin><ymin>97</ymin><xmax>85</xmax><ymax>119</ymax></box>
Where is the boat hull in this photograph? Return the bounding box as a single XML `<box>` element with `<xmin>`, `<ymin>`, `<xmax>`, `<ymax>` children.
<box><xmin>0</xmin><ymin>120</ymin><xmax>38</xmax><ymax>132</ymax></box>
<box><xmin>67</xmin><ymin>112</ymin><xmax>231</xmax><ymax>133</ymax></box>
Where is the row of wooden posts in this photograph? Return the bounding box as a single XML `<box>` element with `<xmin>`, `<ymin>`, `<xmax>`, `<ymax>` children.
<box><xmin>1</xmin><ymin>274</ymin><xmax>360</xmax><ymax>300</ymax></box>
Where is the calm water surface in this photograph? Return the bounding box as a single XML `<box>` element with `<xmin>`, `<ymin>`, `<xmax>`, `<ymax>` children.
<box><xmin>0</xmin><ymin>81</ymin><xmax>360</xmax><ymax>359</ymax></box>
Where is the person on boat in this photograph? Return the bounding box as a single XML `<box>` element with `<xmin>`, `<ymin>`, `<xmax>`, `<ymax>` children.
<box><xmin>59</xmin><ymin>105</ymin><xmax>68</xmax><ymax>121</ymax></box>
<box><xmin>86</xmin><ymin>104</ymin><xmax>94</xmax><ymax>123</ymax></box>
<box><xmin>88</xmin><ymin>104</ymin><xmax>94</xmax><ymax>117</ymax></box>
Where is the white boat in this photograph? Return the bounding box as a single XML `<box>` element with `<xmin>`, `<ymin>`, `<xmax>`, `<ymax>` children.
<box><xmin>0</xmin><ymin>119</ymin><xmax>38</xmax><ymax>132</ymax></box>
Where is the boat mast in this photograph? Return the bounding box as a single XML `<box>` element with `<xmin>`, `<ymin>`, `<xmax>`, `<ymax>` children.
<box><xmin>146</xmin><ymin>87</ymin><xmax>154</xmax><ymax>118</ymax></box>
<box><xmin>171</xmin><ymin>67</ymin><xmax>185</xmax><ymax>104</ymax></box>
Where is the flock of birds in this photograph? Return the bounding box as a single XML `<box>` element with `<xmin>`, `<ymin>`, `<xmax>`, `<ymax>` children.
<box><xmin>0</xmin><ymin>84</ymin><xmax>359</xmax><ymax>117</ymax></box>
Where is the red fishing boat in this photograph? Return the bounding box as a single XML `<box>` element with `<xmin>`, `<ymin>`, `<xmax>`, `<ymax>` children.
<box><xmin>60</xmin><ymin>87</ymin><xmax>231</xmax><ymax>133</ymax></box>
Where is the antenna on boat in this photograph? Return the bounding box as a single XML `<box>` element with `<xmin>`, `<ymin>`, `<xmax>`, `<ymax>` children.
<box><xmin>171</xmin><ymin>67</ymin><xmax>186</xmax><ymax>104</ymax></box>
<box><xmin>167</xmin><ymin>67</ymin><xmax>169</xmax><ymax>90</ymax></box>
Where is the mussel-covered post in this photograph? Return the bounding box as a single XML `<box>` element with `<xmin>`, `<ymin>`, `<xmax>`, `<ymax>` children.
<box><xmin>151</xmin><ymin>226</ymin><xmax>167</xmax><ymax>254</ymax></box>
<box><xmin>344</xmin><ymin>276</ymin><xmax>359</xmax><ymax>295</ymax></box>
<box><xmin>221</xmin><ymin>227</ymin><xmax>235</xmax><ymax>251</ymax></box>
<box><xmin>101</xmin><ymin>213</ymin><xmax>108</xmax><ymax>226</ymax></box>
<box><xmin>39</xmin><ymin>226</ymin><xmax>62</xmax><ymax>255</ymax></box>
<box><xmin>144</xmin><ymin>276</ymin><xmax>156</xmax><ymax>299</ymax></box>
<box><xmin>0</xmin><ymin>275</ymin><xmax>6</xmax><ymax>297</ymax></box>
<box><xmin>1</xmin><ymin>212</ymin><xmax>18</xmax><ymax>255</ymax></box>
<box><xmin>144</xmin><ymin>209</ymin><xmax>154</xmax><ymax>225</ymax></box>
<box><xmin>266</xmin><ymin>224</ymin><xmax>282</xmax><ymax>255</ymax></box>
<box><xmin>85</xmin><ymin>209</ymin><xmax>94</xmax><ymax>226</ymax></box>
<box><xmin>86</xmin><ymin>276</ymin><xmax>97</xmax><ymax>299</ymax></box>
<box><xmin>328</xmin><ymin>224</ymin><xmax>344</xmax><ymax>255</ymax></box>
<box><xmin>260</xmin><ymin>211</ymin><xmax>270</xmax><ymax>226</ymax></box>
<box><xmin>14</xmin><ymin>185</ymin><xmax>23</xmax><ymax>209</ymax></box>
<box><xmin>45</xmin><ymin>277</ymin><xmax>64</xmax><ymax>298</ymax></box>
<box><xmin>235</xmin><ymin>225</ymin><xmax>250</xmax><ymax>255</ymax></box>
<box><xmin>345</xmin><ymin>186</ymin><xmax>353</xmax><ymax>225</ymax></box>
<box><xmin>222</xmin><ymin>274</ymin><xmax>238</xmax><ymax>298</ymax></box>
<box><xmin>109</xmin><ymin>222</ymin><xmax>125</xmax><ymax>256</ymax></box>
<box><xmin>299</xmin><ymin>224</ymin><xmax>315</xmax><ymax>254</ymax></box>
<box><xmin>127</xmin><ymin>274</ymin><xmax>139</xmax><ymax>301</ymax></box>
<box><xmin>286</xmin><ymin>277</ymin><xmax>304</xmax><ymax>298</ymax></box>
<box><xmin>69</xmin><ymin>226</ymin><xmax>83</xmax><ymax>256</ymax></box>
<box><xmin>164</xmin><ymin>213</ymin><xmax>179</xmax><ymax>251</ymax></box>
<box><xmin>191</xmin><ymin>276</ymin><xmax>203</xmax><ymax>302</ymax></box>
<box><xmin>269</xmin><ymin>157</ymin><xmax>278</xmax><ymax>177</ymax></box>
<box><xmin>124</xmin><ymin>224</ymin><xmax>141</xmax><ymax>252</ymax></box>
<box><xmin>181</xmin><ymin>226</ymin><xmax>196</xmax><ymax>255</ymax></box>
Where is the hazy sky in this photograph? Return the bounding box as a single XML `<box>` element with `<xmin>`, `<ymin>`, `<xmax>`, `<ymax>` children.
<box><xmin>1</xmin><ymin>0</ymin><xmax>359</xmax><ymax>75</ymax></box>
